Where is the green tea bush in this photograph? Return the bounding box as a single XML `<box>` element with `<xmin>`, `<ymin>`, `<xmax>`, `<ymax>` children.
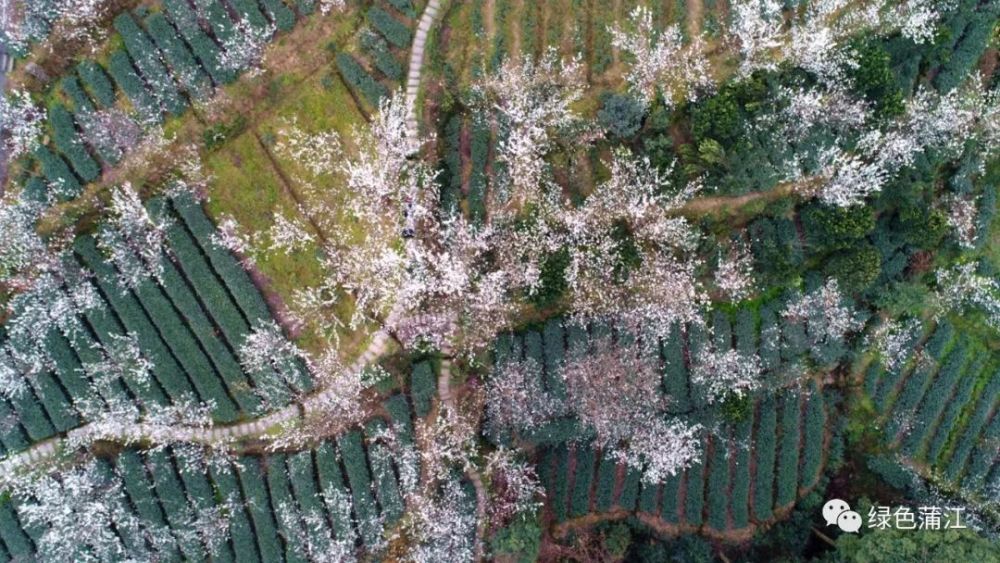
<box><xmin>943</xmin><ymin>371</ymin><xmax>1000</xmax><ymax>480</ymax></box>
<box><xmin>314</xmin><ymin>442</ymin><xmax>357</xmax><ymax>542</ymax></box>
<box><xmin>230</xmin><ymin>0</ymin><xmax>271</xmax><ymax>32</ymax></box>
<box><xmin>117</xmin><ymin>451</ymin><xmax>181</xmax><ymax>560</ymax></box>
<box><xmin>468</xmin><ymin>119</ymin><xmax>490</xmax><ymax>224</ymax></box>
<box><xmin>618</xmin><ymin>467</ymin><xmax>640</xmax><ymax>511</ymax></box>
<box><xmin>542</xmin><ymin>319</ymin><xmax>567</xmax><ymax>399</ymax></box>
<box><xmin>48</xmin><ymin>104</ymin><xmax>100</xmax><ymax>182</ymax></box>
<box><xmin>706</xmin><ymin>435</ymin><xmax>730</xmax><ymax>530</ymax></box>
<box><xmin>774</xmin><ymin>394</ymin><xmax>801</xmax><ymax>507</ymax></box>
<box><xmin>77</xmin><ymin>61</ymin><xmax>117</xmax><ymax>107</ymax></box>
<box><xmin>60</xmin><ymin>76</ymin><xmax>96</xmax><ymax>114</ymax></box>
<box><xmin>107</xmin><ymin>50</ymin><xmax>160</xmax><ymax>121</ymax></box>
<box><xmin>753</xmin><ymin>397</ymin><xmax>776</xmax><ymax>520</ymax></box>
<box><xmin>336</xmin><ymin>53</ymin><xmax>389</xmax><ymax>106</ymax></box>
<box><xmin>661</xmin><ymin>323</ymin><xmax>690</xmax><ymax>412</ymax></box>
<box><xmin>237</xmin><ymin>456</ymin><xmax>284</xmax><ymax>563</ymax></box>
<box><xmin>162</xmin><ymin>0</ymin><xmax>234</xmax><ymax>84</ymax></box>
<box><xmin>800</xmin><ymin>387</ymin><xmax>825</xmax><ymax>487</ymax></box>
<box><xmin>551</xmin><ymin>445</ymin><xmax>570</xmax><ymax>522</ymax></box>
<box><xmin>388</xmin><ymin>0</ymin><xmax>416</xmax><ymax>18</ymax></box>
<box><xmin>366</xmin><ymin>420</ymin><xmax>405</xmax><ymax>522</ymax></box>
<box><xmin>145</xmin><ymin>450</ymin><xmax>205</xmax><ymax>560</ymax></box>
<box><xmin>684</xmin><ymin>456</ymin><xmax>705</xmax><ymax>525</ymax></box>
<box><xmin>153</xmin><ymin>247</ymin><xmax>259</xmax><ymax>414</ymax></box>
<box><xmin>113</xmin><ymin>14</ymin><xmax>186</xmax><ymax>115</ymax></box>
<box><xmin>5</xmin><ymin>380</ymin><xmax>54</xmax><ymax>441</ymax></box>
<box><xmin>367</xmin><ymin>7</ymin><xmax>411</xmax><ymax>49</ymax></box>
<box><xmin>360</xmin><ymin>30</ymin><xmax>403</xmax><ymax>81</ymax></box>
<box><xmin>286</xmin><ymin>451</ymin><xmax>333</xmax><ymax>557</ymax></box>
<box><xmin>75</xmin><ymin>237</ymin><xmax>199</xmax><ymax>406</ymax></box>
<box><xmin>260</xmin><ymin>0</ymin><xmax>297</xmax><ymax>32</ymax></box>
<box><xmin>209</xmin><ymin>463</ymin><xmax>260</xmax><ymax>562</ymax></box>
<box><xmin>339</xmin><ymin>431</ymin><xmax>380</xmax><ymax>547</ymax></box>
<box><xmin>145</xmin><ymin>13</ymin><xmax>211</xmax><ymax>99</ymax></box>
<box><xmin>410</xmin><ymin>360</ymin><xmax>436</xmax><ymax>417</ymax></box>
<box><xmin>266</xmin><ymin>453</ymin><xmax>309</xmax><ymax>563</ymax></box>
<box><xmin>570</xmin><ymin>446</ymin><xmax>595</xmax><ymax>517</ymax></box>
<box><xmin>660</xmin><ymin>472</ymin><xmax>681</xmax><ymax>523</ymax></box>
<box><xmin>900</xmin><ymin>351</ymin><xmax>972</xmax><ymax>457</ymax></box>
<box><xmin>731</xmin><ymin>416</ymin><xmax>752</xmax><ymax>528</ymax></box>
<box><xmin>34</xmin><ymin>145</ymin><xmax>81</xmax><ymax>199</ymax></box>
<box><xmin>925</xmin><ymin>369</ymin><xmax>979</xmax><ymax>463</ymax></box>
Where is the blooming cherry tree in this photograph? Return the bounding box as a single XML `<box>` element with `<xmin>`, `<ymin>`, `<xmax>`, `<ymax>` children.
<box><xmin>560</xmin><ymin>335</ymin><xmax>702</xmax><ymax>483</ymax></box>
<box><xmin>609</xmin><ymin>7</ymin><xmax>713</xmax><ymax>107</ymax></box>
<box><xmin>474</xmin><ymin>49</ymin><xmax>585</xmax><ymax>213</ymax></box>
<box><xmin>0</xmin><ymin>90</ymin><xmax>44</xmax><ymax>159</ymax></box>
<box><xmin>692</xmin><ymin>347</ymin><xmax>764</xmax><ymax>403</ymax></box>
<box><xmin>97</xmin><ymin>183</ymin><xmax>171</xmax><ymax>291</ymax></box>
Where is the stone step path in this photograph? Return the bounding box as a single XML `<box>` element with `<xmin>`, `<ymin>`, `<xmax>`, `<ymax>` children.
<box><xmin>0</xmin><ymin>311</ymin><xmax>401</xmax><ymax>476</ymax></box>
<box><xmin>404</xmin><ymin>0</ymin><xmax>444</xmax><ymax>154</ymax></box>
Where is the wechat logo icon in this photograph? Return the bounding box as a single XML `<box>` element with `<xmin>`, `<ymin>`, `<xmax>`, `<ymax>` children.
<box><xmin>823</xmin><ymin>498</ymin><xmax>862</xmax><ymax>533</ymax></box>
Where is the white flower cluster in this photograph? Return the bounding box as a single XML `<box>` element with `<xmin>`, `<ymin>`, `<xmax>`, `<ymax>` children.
<box><xmin>97</xmin><ymin>183</ymin><xmax>171</xmax><ymax>291</ymax></box>
<box><xmin>936</xmin><ymin>262</ymin><xmax>1000</xmax><ymax>330</ymax></box>
<box><xmin>609</xmin><ymin>7</ymin><xmax>713</xmax><ymax>107</ymax></box>
<box><xmin>692</xmin><ymin>347</ymin><xmax>765</xmax><ymax>403</ymax></box>
<box><xmin>0</xmin><ymin>90</ymin><xmax>44</xmax><ymax>159</ymax></box>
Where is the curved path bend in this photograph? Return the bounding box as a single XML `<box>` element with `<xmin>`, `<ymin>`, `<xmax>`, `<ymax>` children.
<box><xmin>2</xmin><ymin>0</ymin><xmax>451</xmax><ymax>477</ymax></box>
<box><xmin>0</xmin><ymin>317</ymin><xmax>399</xmax><ymax>474</ymax></box>
<box><xmin>404</xmin><ymin>0</ymin><xmax>445</xmax><ymax>153</ymax></box>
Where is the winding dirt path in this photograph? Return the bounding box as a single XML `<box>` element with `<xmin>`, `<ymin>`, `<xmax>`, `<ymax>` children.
<box><xmin>685</xmin><ymin>0</ymin><xmax>704</xmax><ymax>39</ymax></box>
<box><xmin>0</xmin><ymin>306</ymin><xmax>402</xmax><ymax>476</ymax></box>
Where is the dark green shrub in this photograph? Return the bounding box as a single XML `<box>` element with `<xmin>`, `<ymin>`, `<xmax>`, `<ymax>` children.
<box><xmin>77</xmin><ymin>61</ymin><xmax>116</xmax><ymax>107</ymax></box>
<box><xmin>849</xmin><ymin>39</ymin><xmax>904</xmax><ymax>118</ymax></box>
<box><xmin>570</xmin><ymin>446</ymin><xmax>596</xmax><ymax>517</ymax></box>
<box><xmin>410</xmin><ymin>360</ymin><xmax>436</xmax><ymax>417</ymax></box>
<box><xmin>367</xmin><ymin>7</ymin><xmax>411</xmax><ymax>49</ymax></box>
<box><xmin>336</xmin><ymin>53</ymin><xmax>389</xmax><ymax>106</ymax></box>
<box><xmin>145</xmin><ymin>13</ymin><xmax>212</xmax><ymax>99</ymax></box>
<box><xmin>597</xmin><ymin>92</ymin><xmax>645</xmax><ymax>138</ymax></box>
<box><xmin>34</xmin><ymin>145</ymin><xmax>81</xmax><ymax>199</ymax></box>
<box><xmin>113</xmin><ymin>13</ymin><xmax>186</xmax><ymax>116</ymax></box>
<box><xmin>361</xmin><ymin>30</ymin><xmax>404</xmax><ymax>81</ymax></box>
<box><xmin>107</xmin><ymin>50</ymin><xmax>161</xmax><ymax>121</ymax></box>
<box><xmin>260</xmin><ymin>0</ymin><xmax>297</xmax><ymax>32</ymax></box>
<box><xmin>48</xmin><ymin>103</ymin><xmax>100</xmax><ymax>182</ymax></box>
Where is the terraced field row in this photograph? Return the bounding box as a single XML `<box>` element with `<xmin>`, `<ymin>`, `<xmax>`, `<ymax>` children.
<box><xmin>539</xmin><ymin>384</ymin><xmax>829</xmax><ymax>533</ymax></box>
<box><xmin>23</xmin><ymin>0</ymin><xmax>318</xmax><ymax>205</ymax></box>
<box><xmin>0</xmin><ymin>193</ymin><xmax>309</xmax><ymax>456</ymax></box>
<box><xmin>491</xmin><ymin>297</ymin><xmax>841</xmax><ymax>536</ymax></box>
<box><xmin>865</xmin><ymin>320</ymin><xmax>1000</xmax><ymax>499</ymax></box>
<box><xmin>0</xmin><ymin>393</ymin><xmax>417</xmax><ymax>562</ymax></box>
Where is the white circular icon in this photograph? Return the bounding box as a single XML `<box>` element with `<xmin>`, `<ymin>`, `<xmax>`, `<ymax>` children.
<box><xmin>837</xmin><ymin>510</ymin><xmax>863</xmax><ymax>533</ymax></box>
<box><xmin>822</xmin><ymin>498</ymin><xmax>851</xmax><ymax>527</ymax></box>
